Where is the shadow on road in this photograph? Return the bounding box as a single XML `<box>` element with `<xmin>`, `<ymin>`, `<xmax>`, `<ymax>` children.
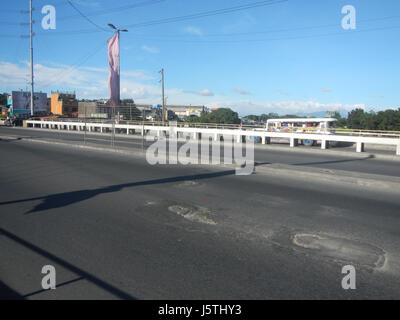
<box><xmin>292</xmin><ymin>154</ymin><xmax>374</xmax><ymax>166</ymax></box>
<box><xmin>0</xmin><ymin>169</ymin><xmax>236</xmax><ymax>214</ymax></box>
<box><xmin>22</xmin><ymin>277</ymin><xmax>85</xmax><ymax>298</ymax></box>
<box><xmin>0</xmin><ymin>227</ymin><xmax>136</xmax><ymax>300</ymax></box>
<box><xmin>0</xmin><ymin>281</ymin><xmax>25</xmax><ymax>300</ymax></box>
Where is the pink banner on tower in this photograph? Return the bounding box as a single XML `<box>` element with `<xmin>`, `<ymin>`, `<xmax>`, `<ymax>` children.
<box><xmin>107</xmin><ymin>32</ymin><xmax>120</xmax><ymax>106</ymax></box>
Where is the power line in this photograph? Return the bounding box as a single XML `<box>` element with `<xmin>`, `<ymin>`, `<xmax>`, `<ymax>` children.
<box><xmin>57</xmin><ymin>0</ymin><xmax>166</xmax><ymax>21</ymax></box>
<box><xmin>121</xmin><ymin>0</ymin><xmax>288</xmax><ymax>29</ymax></box>
<box><xmin>65</xmin><ymin>0</ymin><xmax>112</xmax><ymax>33</ymax></box>
<box><xmin>130</xmin><ymin>24</ymin><xmax>400</xmax><ymax>44</ymax></box>
<box><xmin>17</xmin><ymin>0</ymin><xmax>288</xmax><ymax>37</ymax></box>
<box><xmin>127</xmin><ymin>14</ymin><xmax>400</xmax><ymax>39</ymax></box>
<box><xmin>39</xmin><ymin>40</ymin><xmax>106</xmax><ymax>88</ymax></box>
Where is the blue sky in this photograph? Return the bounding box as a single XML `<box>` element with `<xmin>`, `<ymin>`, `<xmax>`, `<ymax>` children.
<box><xmin>1</xmin><ymin>0</ymin><xmax>399</xmax><ymax>115</ymax></box>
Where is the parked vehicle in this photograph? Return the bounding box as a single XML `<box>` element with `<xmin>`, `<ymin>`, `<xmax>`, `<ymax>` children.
<box><xmin>265</xmin><ymin>118</ymin><xmax>338</xmax><ymax>146</ymax></box>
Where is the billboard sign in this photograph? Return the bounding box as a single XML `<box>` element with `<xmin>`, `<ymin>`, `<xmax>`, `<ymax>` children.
<box><xmin>10</xmin><ymin>91</ymin><xmax>48</xmax><ymax>114</ymax></box>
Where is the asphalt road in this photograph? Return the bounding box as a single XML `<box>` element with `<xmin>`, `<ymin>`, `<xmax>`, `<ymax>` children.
<box><xmin>1</xmin><ymin>135</ymin><xmax>400</xmax><ymax>299</ymax></box>
<box><xmin>1</xmin><ymin>126</ymin><xmax>400</xmax><ymax>177</ymax></box>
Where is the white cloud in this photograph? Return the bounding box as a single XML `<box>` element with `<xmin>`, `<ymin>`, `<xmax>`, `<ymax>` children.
<box><xmin>141</xmin><ymin>45</ymin><xmax>159</xmax><ymax>54</ymax></box>
<box><xmin>184</xmin><ymin>26</ymin><xmax>203</xmax><ymax>36</ymax></box>
<box><xmin>0</xmin><ymin>61</ymin><xmax>376</xmax><ymax>116</ymax></box>
<box><xmin>207</xmin><ymin>99</ymin><xmax>367</xmax><ymax>116</ymax></box>
<box><xmin>321</xmin><ymin>88</ymin><xmax>332</xmax><ymax>92</ymax></box>
<box><xmin>197</xmin><ymin>89</ymin><xmax>214</xmax><ymax>96</ymax></box>
<box><xmin>233</xmin><ymin>88</ymin><xmax>251</xmax><ymax>95</ymax></box>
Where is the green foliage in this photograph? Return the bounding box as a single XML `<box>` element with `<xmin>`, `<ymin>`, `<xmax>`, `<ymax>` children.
<box><xmin>0</xmin><ymin>93</ymin><xmax>8</xmax><ymax>106</ymax></box>
<box><xmin>347</xmin><ymin>108</ymin><xmax>364</xmax><ymax>129</ymax></box>
<box><xmin>243</xmin><ymin>113</ymin><xmax>280</xmax><ymax>123</ymax></box>
<box><xmin>185</xmin><ymin>115</ymin><xmax>199</xmax><ymax>123</ymax></box>
<box><xmin>186</xmin><ymin>106</ymin><xmax>400</xmax><ymax>130</ymax></box>
<box><xmin>343</xmin><ymin>108</ymin><xmax>400</xmax><ymax>131</ymax></box>
<box><xmin>186</xmin><ymin>108</ymin><xmax>240</xmax><ymax>124</ymax></box>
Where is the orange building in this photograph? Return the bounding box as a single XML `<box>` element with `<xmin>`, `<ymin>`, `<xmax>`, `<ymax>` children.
<box><xmin>51</xmin><ymin>92</ymin><xmax>78</xmax><ymax>116</ymax></box>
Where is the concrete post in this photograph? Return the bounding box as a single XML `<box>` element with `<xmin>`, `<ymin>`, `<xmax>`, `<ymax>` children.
<box><xmin>192</xmin><ymin>132</ymin><xmax>198</xmax><ymax>140</ymax></box>
<box><xmin>261</xmin><ymin>136</ymin><xmax>265</xmax><ymax>144</ymax></box>
<box><xmin>290</xmin><ymin>138</ymin><xmax>298</xmax><ymax>147</ymax></box>
<box><xmin>321</xmin><ymin>140</ymin><xmax>328</xmax><ymax>150</ymax></box>
<box><xmin>214</xmin><ymin>133</ymin><xmax>219</xmax><ymax>142</ymax></box>
<box><xmin>356</xmin><ymin>142</ymin><xmax>364</xmax><ymax>153</ymax></box>
<box><xmin>396</xmin><ymin>143</ymin><xmax>400</xmax><ymax>156</ymax></box>
<box><xmin>236</xmin><ymin>135</ymin><xmax>241</xmax><ymax>143</ymax></box>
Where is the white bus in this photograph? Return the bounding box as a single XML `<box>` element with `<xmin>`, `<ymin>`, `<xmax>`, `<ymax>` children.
<box><xmin>265</xmin><ymin>117</ymin><xmax>338</xmax><ymax>146</ymax></box>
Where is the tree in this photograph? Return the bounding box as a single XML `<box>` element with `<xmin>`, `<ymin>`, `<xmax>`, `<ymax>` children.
<box><xmin>347</xmin><ymin>108</ymin><xmax>365</xmax><ymax>129</ymax></box>
<box><xmin>0</xmin><ymin>93</ymin><xmax>8</xmax><ymax>106</ymax></box>
<box><xmin>185</xmin><ymin>115</ymin><xmax>199</xmax><ymax>123</ymax></box>
<box><xmin>200</xmin><ymin>108</ymin><xmax>240</xmax><ymax>124</ymax></box>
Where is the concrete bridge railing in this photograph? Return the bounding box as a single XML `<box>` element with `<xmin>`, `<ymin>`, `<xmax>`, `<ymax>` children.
<box><xmin>25</xmin><ymin>120</ymin><xmax>400</xmax><ymax>156</ymax></box>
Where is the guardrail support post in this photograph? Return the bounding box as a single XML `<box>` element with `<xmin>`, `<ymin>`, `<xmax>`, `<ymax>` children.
<box><xmin>321</xmin><ymin>140</ymin><xmax>328</xmax><ymax>150</ymax></box>
<box><xmin>396</xmin><ymin>143</ymin><xmax>400</xmax><ymax>156</ymax></box>
<box><xmin>290</xmin><ymin>138</ymin><xmax>298</xmax><ymax>147</ymax></box>
<box><xmin>356</xmin><ymin>142</ymin><xmax>364</xmax><ymax>152</ymax></box>
<box><xmin>214</xmin><ymin>133</ymin><xmax>219</xmax><ymax>141</ymax></box>
<box><xmin>192</xmin><ymin>132</ymin><xmax>198</xmax><ymax>140</ymax></box>
<box><xmin>236</xmin><ymin>135</ymin><xmax>241</xmax><ymax>143</ymax></box>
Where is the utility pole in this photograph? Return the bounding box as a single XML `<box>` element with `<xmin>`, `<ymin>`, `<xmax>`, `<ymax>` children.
<box><xmin>159</xmin><ymin>68</ymin><xmax>165</xmax><ymax>125</ymax></box>
<box><xmin>29</xmin><ymin>0</ymin><xmax>34</xmax><ymax>116</ymax></box>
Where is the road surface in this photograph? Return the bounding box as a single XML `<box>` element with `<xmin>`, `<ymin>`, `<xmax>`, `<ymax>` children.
<box><xmin>1</xmin><ymin>133</ymin><xmax>400</xmax><ymax>299</ymax></box>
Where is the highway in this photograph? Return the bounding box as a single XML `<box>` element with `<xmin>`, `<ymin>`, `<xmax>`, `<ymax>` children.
<box><xmin>1</xmin><ymin>126</ymin><xmax>400</xmax><ymax>177</ymax></box>
<box><xmin>1</xmin><ymin>130</ymin><xmax>400</xmax><ymax>299</ymax></box>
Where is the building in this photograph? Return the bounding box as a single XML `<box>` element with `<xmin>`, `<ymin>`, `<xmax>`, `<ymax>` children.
<box><xmin>78</xmin><ymin>101</ymin><xmax>142</xmax><ymax>120</ymax></box>
<box><xmin>1</xmin><ymin>105</ymin><xmax>8</xmax><ymax>115</ymax></box>
<box><xmin>165</xmin><ymin>105</ymin><xmax>208</xmax><ymax>119</ymax></box>
<box><xmin>51</xmin><ymin>92</ymin><xmax>78</xmax><ymax>116</ymax></box>
<box><xmin>78</xmin><ymin>101</ymin><xmax>109</xmax><ymax>119</ymax></box>
<box><xmin>7</xmin><ymin>91</ymin><xmax>48</xmax><ymax>116</ymax></box>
